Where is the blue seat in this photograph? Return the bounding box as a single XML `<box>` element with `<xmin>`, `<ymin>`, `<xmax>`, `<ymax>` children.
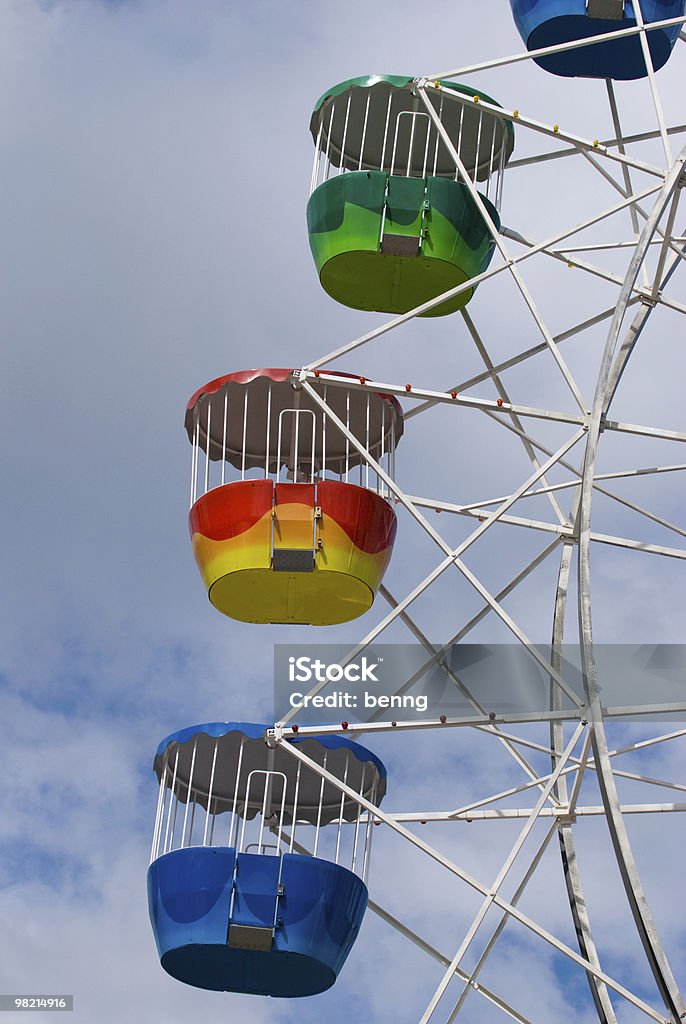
<box><xmin>509</xmin><ymin>0</ymin><xmax>686</xmax><ymax>79</ymax></box>
<box><xmin>147</xmin><ymin>846</ymin><xmax>369</xmax><ymax>996</ymax></box>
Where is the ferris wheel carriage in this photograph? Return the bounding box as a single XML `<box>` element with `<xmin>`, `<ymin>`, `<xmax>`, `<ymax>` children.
<box><xmin>307</xmin><ymin>75</ymin><xmax>514</xmax><ymax>316</ymax></box>
<box><xmin>186</xmin><ymin>368</ymin><xmax>403</xmax><ymax>625</ymax></box>
<box><xmin>147</xmin><ymin>722</ymin><xmax>386</xmax><ymax>997</ymax></box>
<box><xmin>509</xmin><ymin>0</ymin><xmax>686</xmax><ymax>78</ymax></box>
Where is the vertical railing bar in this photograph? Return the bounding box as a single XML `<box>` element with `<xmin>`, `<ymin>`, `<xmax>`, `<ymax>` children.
<box><xmin>221</xmin><ymin>388</ymin><xmax>228</xmax><ymax>486</ymax></box>
<box><xmin>277</xmin><ymin>410</ymin><xmax>285</xmax><ymax>482</ymax></box>
<box><xmin>474</xmin><ymin>109</ymin><xmax>484</xmax><ymax>187</ymax></box>
<box><xmin>487</xmin><ymin>118</ymin><xmax>497</xmax><ymax>201</ymax></box>
<box><xmin>310</xmin><ymin>114</ymin><xmax>323</xmax><ymax>194</ymax></box>
<box><xmin>180</xmin><ymin>738</ymin><xmax>198</xmax><ymax>849</ymax></box>
<box><xmin>407</xmin><ymin>111</ymin><xmax>418</xmax><ymax>177</ymax></box>
<box><xmin>170</xmin><ymin>794</ymin><xmax>179</xmax><ymax>853</ymax></box>
<box><xmin>324</xmin><ymin>101</ymin><xmax>335</xmax><ymax>180</ymax></box>
<box><xmin>230</xmin><ymin>736</ymin><xmax>246</xmax><ymax>848</ymax></box>
<box><xmin>359</xmin><ymin>93</ymin><xmax>371</xmax><ymax>170</ymax></box>
<box><xmin>290</xmin><ymin>760</ymin><xmax>302</xmax><ymax>853</ymax></box>
<box><xmin>204</xmin><ymin>403</ymin><xmax>212</xmax><ymax>496</ymax></box>
<box><xmin>322</xmin><ymin>385</ymin><xmax>327</xmax><ymax>480</ymax></box>
<box><xmin>294</xmin><ymin>408</ymin><xmax>300</xmax><ymax>480</ymax></box>
<box><xmin>241</xmin><ymin>388</ymin><xmax>248</xmax><ymax>481</ymax></box>
<box><xmin>150</xmin><ymin>761</ymin><xmax>168</xmax><ymax>863</ymax></box>
<box><xmin>421</xmin><ymin>106</ymin><xmax>431</xmax><ymax>178</ymax></box>
<box><xmin>380</xmin><ymin>400</ymin><xmax>386</xmax><ymax>496</ymax></box>
<box><xmin>265</xmin><ymin>384</ymin><xmax>272</xmax><ymax>479</ymax></box>
<box><xmin>362</xmin><ymin>779</ymin><xmax>378</xmax><ymax>883</ymax></box>
<box><xmin>275</xmin><ymin>773</ymin><xmax>287</xmax><ymax>854</ymax></box>
<box><xmin>456</xmin><ymin>104</ymin><xmax>465</xmax><ymax>181</ymax></box>
<box><xmin>381</xmin><ymin>91</ymin><xmax>393</xmax><ymax>171</ymax></box>
<box><xmin>188</xmin><ymin>797</ymin><xmax>197</xmax><ymax>847</ymax></box>
<box><xmin>335</xmin><ymin>752</ymin><xmax>350</xmax><ymax>865</ymax></box>
<box><xmin>189</xmin><ymin>411</ymin><xmax>199</xmax><ymax>508</ymax></box>
<box><xmin>351</xmin><ymin>763</ymin><xmax>367</xmax><ymax>875</ymax></box>
<box><xmin>238</xmin><ymin>770</ymin><xmax>253</xmax><ymax>855</ymax></box>
<box><xmin>390</xmin><ymin>110</ymin><xmax>401</xmax><ymax>176</ymax></box>
<box><xmin>345</xmin><ymin>391</ymin><xmax>350</xmax><ymax>483</ymax></box>
<box><xmin>202</xmin><ymin>739</ymin><xmax>219</xmax><ymax>846</ymax></box>
<box><xmin>258</xmin><ymin>770</ymin><xmax>271</xmax><ymax>855</ymax></box>
<box><xmin>313</xmin><ymin>753</ymin><xmax>327</xmax><ymax>858</ymax></box>
<box><xmin>340</xmin><ymin>93</ymin><xmax>352</xmax><ymax>171</ymax></box>
<box><xmin>432</xmin><ymin>94</ymin><xmax>444</xmax><ymax>177</ymax></box>
<box><xmin>365</xmin><ymin>392</ymin><xmax>370</xmax><ymax>490</ymax></box>
<box><xmin>496</xmin><ymin>137</ymin><xmax>506</xmax><ymax>211</ymax></box>
<box><xmin>163</xmin><ymin>748</ymin><xmax>180</xmax><ymax>855</ymax></box>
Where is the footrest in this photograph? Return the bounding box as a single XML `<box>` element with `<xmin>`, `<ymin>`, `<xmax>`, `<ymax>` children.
<box><xmin>587</xmin><ymin>0</ymin><xmax>623</xmax><ymax>18</ymax></box>
<box><xmin>381</xmin><ymin>233</ymin><xmax>419</xmax><ymax>257</ymax></box>
<box><xmin>272</xmin><ymin>549</ymin><xmax>315</xmax><ymax>572</ymax></box>
<box><xmin>228</xmin><ymin>924</ymin><xmax>274</xmax><ymax>951</ymax></box>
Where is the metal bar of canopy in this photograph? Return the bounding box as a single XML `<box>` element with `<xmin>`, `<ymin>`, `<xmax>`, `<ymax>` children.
<box><xmin>282</xmin><ymin>701</ymin><xmax>686</xmax><ymax>739</ymax></box>
<box><xmin>355</xmin><ymin>540</ymin><xmax>563</xmax><ymax>737</ymax></box>
<box><xmin>417</xmin><ymin>80</ymin><xmax>664</xmax><ymax>180</ymax></box>
<box><xmin>411</xmin><ymin>461</ymin><xmax>686</xmax><ymax>517</ymax></box>
<box><xmin>439</xmin><ymin>91</ymin><xmax>634</xmax><ymax>412</ymax></box>
<box><xmin>578</xmin><ymin>149</ymin><xmax>686</xmax><ymax>269</ymax></box>
<box><xmin>508</xmin><ymin>124</ymin><xmax>686</xmax><ymax>172</ymax></box>
<box><xmin>461</xmin><ymin>307</ymin><xmax>569</xmax><ymax>527</ymax></box>
<box><xmin>407</xmin><ymin>303</ymin><xmax>629</xmax><ymax>419</ymax></box>
<box><xmin>405</xmin><ymin>498</ymin><xmax>686</xmax><ymax>559</ymax></box>
<box><xmin>376</xmin><ymin>585</ymin><xmax>560</xmax><ymax>804</ymax></box>
<box><xmin>311</xmin><ymin>391</ymin><xmax>680</xmax><ymax>563</ymax></box>
<box><xmin>469</xmin><ymin>726</ymin><xmax>686</xmax><ymax>761</ymax></box>
<box><xmin>390</xmin><ymin>804</ymin><xmax>686</xmax><ymax>822</ymax></box>
<box><xmin>466</xmin><ymin>408</ymin><xmax>686</xmax><ymax>545</ymax></box>
<box><xmin>550</xmin><ymin>238</ymin><xmax>686</xmax><ymax>253</ymax></box>
<box><xmin>604</xmin><ymin>419</ymin><xmax>686</xmax><ymax>443</ymax></box>
<box><xmin>298</xmin><ymin>376</ymin><xmax>587</xmax><ymax>707</ymax></box>
<box><xmin>307</xmin><ymin>370</ymin><xmax>586</xmax><ymax>427</ymax></box>
<box><xmin>272</xmin><ymin>734</ymin><xmax>666</xmax><ymax>1022</ymax></box>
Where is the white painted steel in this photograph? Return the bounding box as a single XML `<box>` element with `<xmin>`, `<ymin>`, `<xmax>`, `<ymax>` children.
<box><xmin>275</xmin><ymin>21</ymin><xmax>686</xmax><ymax>1020</ymax></box>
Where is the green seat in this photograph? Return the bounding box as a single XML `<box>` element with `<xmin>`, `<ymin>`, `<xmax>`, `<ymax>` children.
<box><xmin>307</xmin><ymin>170</ymin><xmax>499</xmax><ymax>317</ymax></box>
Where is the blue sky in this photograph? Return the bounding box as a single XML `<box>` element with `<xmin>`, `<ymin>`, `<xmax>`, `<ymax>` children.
<box><xmin>0</xmin><ymin>1</ymin><xmax>684</xmax><ymax>1021</ymax></box>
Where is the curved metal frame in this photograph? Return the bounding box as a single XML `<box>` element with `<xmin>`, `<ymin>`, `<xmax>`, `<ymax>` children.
<box><xmin>577</xmin><ymin>143</ymin><xmax>686</xmax><ymax>1024</ymax></box>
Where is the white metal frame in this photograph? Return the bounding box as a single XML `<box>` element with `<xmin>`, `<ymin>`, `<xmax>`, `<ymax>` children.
<box><xmin>268</xmin><ymin>11</ymin><xmax>686</xmax><ymax>1022</ymax></box>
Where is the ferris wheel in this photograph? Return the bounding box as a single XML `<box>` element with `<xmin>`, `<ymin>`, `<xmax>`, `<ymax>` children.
<box><xmin>146</xmin><ymin>3</ymin><xmax>686</xmax><ymax>1021</ymax></box>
